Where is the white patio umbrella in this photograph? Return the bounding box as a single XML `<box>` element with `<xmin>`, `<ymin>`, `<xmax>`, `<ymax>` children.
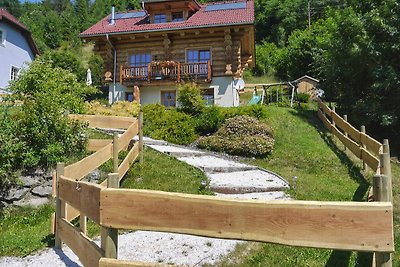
<box><xmin>86</xmin><ymin>68</ymin><xmax>92</xmax><ymax>86</ymax></box>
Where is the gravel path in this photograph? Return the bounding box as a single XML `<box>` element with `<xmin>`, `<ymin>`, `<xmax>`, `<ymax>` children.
<box><xmin>0</xmin><ymin>138</ymin><xmax>290</xmax><ymax>267</ymax></box>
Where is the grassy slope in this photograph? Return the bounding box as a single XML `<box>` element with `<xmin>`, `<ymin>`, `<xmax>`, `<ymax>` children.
<box><xmin>215</xmin><ymin>104</ymin><xmax>381</xmax><ymax>267</ymax></box>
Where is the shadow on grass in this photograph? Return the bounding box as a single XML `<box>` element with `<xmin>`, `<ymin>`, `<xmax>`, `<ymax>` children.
<box><xmin>289</xmin><ymin>107</ymin><xmax>373</xmax><ymax>267</ymax></box>
<box><xmin>42</xmin><ymin>233</ymin><xmax>55</xmax><ymax>248</ymax></box>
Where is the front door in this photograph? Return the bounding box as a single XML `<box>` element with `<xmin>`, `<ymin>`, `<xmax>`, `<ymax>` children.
<box><xmin>161</xmin><ymin>90</ymin><xmax>176</xmax><ymax>107</ymax></box>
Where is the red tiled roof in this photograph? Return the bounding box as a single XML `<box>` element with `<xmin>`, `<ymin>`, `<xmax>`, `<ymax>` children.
<box><xmin>0</xmin><ymin>8</ymin><xmax>40</xmax><ymax>55</ymax></box>
<box><xmin>80</xmin><ymin>0</ymin><xmax>254</xmax><ymax>37</ymax></box>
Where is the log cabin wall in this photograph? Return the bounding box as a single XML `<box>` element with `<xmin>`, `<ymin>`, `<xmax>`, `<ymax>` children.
<box><xmin>90</xmin><ymin>25</ymin><xmax>254</xmax><ymax>83</ymax></box>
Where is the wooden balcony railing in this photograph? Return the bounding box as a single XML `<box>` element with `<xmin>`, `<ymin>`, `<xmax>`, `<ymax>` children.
<box><xmin>120</xmin><ymin>61</ymin><xmax>212</xmax><ymax>84</ymax></box>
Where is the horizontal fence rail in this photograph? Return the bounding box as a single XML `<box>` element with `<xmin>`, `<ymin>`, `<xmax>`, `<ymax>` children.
<box><xmin>100</xmin><ymin>189</ymin><xmax>394</xmax><ymax>253</ymax></box>
<box><xmin>316</xmin><ymin>98</ymin><xmax>382</xmax><ymax>174</ymax></box>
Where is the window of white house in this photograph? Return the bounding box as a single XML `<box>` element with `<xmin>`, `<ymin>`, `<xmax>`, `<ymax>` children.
<box><xmin>0</xmin><ymin>29</ymin><xmax>5</xmax><ymax>47</ymax></box>
<box><xmin>154</xmin><ymin>13</ymin><xmax>167</xmax><ymax>23</ymax></box>
<box><xmin>186</xmin><ymin>49</ymin><xmax>211</xmax><ymax>63</ymax></box>
<box><xmin>10</xmin><ymin>66</ymin><xmax>20</xmax><ymax>81</ymax></box>
<box><xmin>172</xmin><ymin>12</ymin><xmax>184</xmax><ymax>22</ymax></box>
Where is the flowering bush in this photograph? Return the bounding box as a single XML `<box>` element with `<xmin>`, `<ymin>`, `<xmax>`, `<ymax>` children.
<box><xmin>198</xmin><ymin>115</ymin><xmax>274</xmax><ymax>157</ymax></box>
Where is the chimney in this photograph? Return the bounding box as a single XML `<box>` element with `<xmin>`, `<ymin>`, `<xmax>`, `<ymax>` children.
<box><xmin>110</xmin><ymin>5</ymin><xmax>115</xmax><ymax>25</ymax></box>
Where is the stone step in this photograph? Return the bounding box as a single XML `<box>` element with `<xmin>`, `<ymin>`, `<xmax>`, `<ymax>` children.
<box><xmin>177</xmin><ymin>156</ymin><xmax>257</xmax><ymax>173</ymax></box>
<box><xmin>147</xmin><ymin>145</ymin><xmax>206</xmax><ymax>157</ymax></box>
<box><xmin>207</xmin><ymin>170</ymin><xmax>289</xmax><ymax>194</ymax></box>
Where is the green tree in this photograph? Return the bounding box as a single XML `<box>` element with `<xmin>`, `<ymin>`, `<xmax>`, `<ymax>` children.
<box><xmin>177</xmin><ymin>83</ymin><xmax>205</xmax><ymax>115</ymax></box>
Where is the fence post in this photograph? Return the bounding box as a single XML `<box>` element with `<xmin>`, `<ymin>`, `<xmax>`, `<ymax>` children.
<box><xmin>343</xmin><ymin>115</ymin><xmax>348</xmax><ymax>151</ymax></box>
<box><xmin>373</xmin><ymin>174</ymin><xmax>392</xmax><ymax>267</ymax></box>
<box><xmin>113</xmin><ymin>132</ymin><xmax>119</xmax><ymax>173</ymax></box>
<box><xmin>102</xmin><ymin>173</ymin><xmax>119</xmax><ymax>259</ymax></box>
<box><xmin>360</xmin><ymin>126</ymin><xmax>366</xmax><ymax>170</ymax></box>
<box><xmin>139</xmin><ymin>111</ymin><xmax>144</xmax><ymax>164</ymax></box>
<box><xmin>55</xmin><ymin>162</ymin><xmax>65</xmax><ymax>249</ymax></box>
<box><xmin>380</xmin><ymin>139</ymin><xmax>392</xmax><ymax>201</ymax></box>
<box><xmin>331</xmin><ymin>106</ymin><xmax>336</xmax><ymax>127</ymax></box>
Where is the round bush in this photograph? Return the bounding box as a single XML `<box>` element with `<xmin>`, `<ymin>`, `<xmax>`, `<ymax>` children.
<box><xmin>197</xmin><ymin>115</ymin><xmax>274</xmax><ymax>157</ymax></box>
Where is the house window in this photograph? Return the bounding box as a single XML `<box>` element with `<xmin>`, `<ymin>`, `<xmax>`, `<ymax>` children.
<box><xmin>201</xmin><ymin>88</ymin><xmax>214</xmax><ymax>106</ymax></box>
<box><xmin>10</xmin><ymin>66</ymin><xmax>20</xmax><ymax>81</ymax></box>
<box><xmin>161</xmin><ymin>90</ymin><xmax>176</xmax><ymax>107</ymax></box>
<box><xmin>172</xmin><ymin>12</ymin><xmax>184</xmax><ymax>22</ymax></box>
<box><xmin>129</xmin><ymin>53</ymin><xmax>151</xmax><ymax>78</ymax></box>
<box><xmin>130</xmin><ymin>53</ymin><xmax>151</xmax><ymax>67</ymax></box>
<box><xmin>154</xmin><ymin>13</ymin><xmax>167</xmax><ymax>23</ymax></box>
<box><xmin>0</xmin><ymin>29</ymin><xmax>5</xmax><ymax>47</ymax></box>
<box><xmin>186</xmin><ymin>49</ymin><xmax>211</xmax><ymax>63</ymax></box>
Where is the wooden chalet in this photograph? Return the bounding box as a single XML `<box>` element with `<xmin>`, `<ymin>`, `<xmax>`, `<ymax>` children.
<box><xmin>80</xmin><ymin>0</ymin><xmax>255</xmax><ymax>107</ymax></box>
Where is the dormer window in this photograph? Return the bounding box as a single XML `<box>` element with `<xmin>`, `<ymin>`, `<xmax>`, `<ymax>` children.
<box><xmin>154</xmin><ymin>13</ymin><xmax>167</xmax><ymax>23</ymax></box>
<box><xmin>172</xmin><ymin>12</ymin><xmax>183</xmax><ymax>22</ymax></box>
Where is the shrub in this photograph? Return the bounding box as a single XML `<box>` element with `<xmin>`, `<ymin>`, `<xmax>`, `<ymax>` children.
<box><xmin>198</xmin><ymin>115</ymin><xmax>274</xmax><ymax>157</ymax></box>
<box><xmin>8</xmin><ymin>58</ymin><xmax>91</xmax><ymax>168</ymax></box>
<box><xmin>143</xmin><ymin>104</ymin><xmax>198</xmax><ymax>145</ymax></box>
<box><xmin>220</xmin><ymin>105</ymin><xmax>269</xmax><ymax>120</ymax></box>
<box><xmin>177</xmin><ymin>83</ymin><xmax>205</xmax><ymax>115</ymax></box>
<box><xmin>193</xmin><ymin>106</ymin><xmax>224</xmax><ymax>135</ymax></box>
<box><xmin>85</xmin><ymin>101</ymin><xmax>140</xmax><ymax>117</ymax></box>
<box><xmin>296</xmin><ymin>92</ymin><xmax>311</xmax><ymax>103</ymax></box>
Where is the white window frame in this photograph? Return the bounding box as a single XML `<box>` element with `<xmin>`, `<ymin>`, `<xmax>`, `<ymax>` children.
<box><xmin>10</xmin><ymin>66</ymin><xmax>20</xmax><ymax>81</ymax></box>
<box><xmin>0</xmin><ymin>28</ymin><xmax>6</xmax><ymax>47</ymax></box>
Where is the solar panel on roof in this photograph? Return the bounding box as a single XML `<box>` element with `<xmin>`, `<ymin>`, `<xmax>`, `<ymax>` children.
<box><xmin>205</xmin><ymin>2</ymin><xmax>246</xmax><ymax>12</ymax></box>
<box><xmin>114</xmin><ymin>11</ymin><xmax>146</xmax><ymax>20</ymax></box>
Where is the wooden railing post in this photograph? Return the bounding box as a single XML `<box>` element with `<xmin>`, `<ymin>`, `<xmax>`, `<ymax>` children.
<box><xmin>102</xmin><ymin>173</ymin><xmax>119</xmax><ymax>259</ymax></box>
<box><xmin>361</xmin><ymin>125</ymin><xmax>366</xmax><ymax>170</ymax></box>
<box><xmin>119</xmin><ymin>65</ymin><xmax>123</xmax><ymax>84</ymax></box>
<box><xmin>343</xmin><ymin>114</ymin><xmax>348</xmax><ymax>151</ymax></box>
<box><xmin>373</xmin><ymin>174</ymin><xmax>392</xmax><ymax>267</ymax></box>
<box><xmin>177</xmin><ymin>62</ymin><xmax>181</xmax><ymax>83</ymax></box>
<box><xmin>139</xmin><ymin>111</ymin><xmax>144</xmax><ymax>164</ymax></box>
<box><xmin>381</xmin><ymin>139</ymin><xmax>392</xmax><ymax>201</ymax></box>
<box><xmin>113</xmin><ymin>132</ymin><xmax>119</xmax><ymax>173</ymax></box>
<box><xmin>55</xmin><ymin>162</ymin><xmax>65</xmax><ymax>249</ymax></box>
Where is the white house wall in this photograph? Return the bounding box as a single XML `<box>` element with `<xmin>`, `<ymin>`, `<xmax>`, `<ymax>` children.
<box><xmin>0</xmin><ymin>22</ymin><xmax>35</xmax><ymax>89</ymax></box>
<box><xmin>109</xmin><ymin>77</ymin><xmax>240</xmax><ymax>108</ymax></box>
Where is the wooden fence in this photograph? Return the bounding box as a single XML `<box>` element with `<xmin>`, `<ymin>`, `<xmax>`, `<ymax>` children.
<box><xmin>54</xmin><ymin>109</ymin><xmax>394</xmax><ymax>267</ymax></box>
<box><xmin>52</xmin><ymin>113</ymin><xmax>143</xmax><ymax>231</ymax></box>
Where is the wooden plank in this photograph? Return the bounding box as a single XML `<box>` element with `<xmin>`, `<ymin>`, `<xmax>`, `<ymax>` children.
<box><xmin>361</xmin><ymin>133</ymin><xmax>382</xmax><ymax>156</ymax></box>
<box><xmin>331</xmin><ymin>126</ymin><xmax>362</xmax><ymax>158</ymax></box>
<box><xmin>99</xmin><ymin>258</ymin><xmax>182</xmax><ymax>267</ymax></box>
<box><xmin>69</xmin><ymin>114</ymin><xmax>136</xmax><ymax>129</ymax></box>
<box><xmin>331</xmin><ymin>112</ymin><xmax>361</xmax><ymax>143</ymax></box>
<box><xmin>88</xmin><ymin>139</ymin><xmax>113</xmax><ymax>152</ymax></box>
<box><xmin>317</xmin><ymin>98</ymin><xmax>332</xmax><ymax>116</ymax></box>
<box><xmin>118</xmin><ymin>143</ymin><xmax>140</xmax><ymax>180</ymax></box>
<box><xmin>64</xmin><ymin>143</ymin><xmax>112</xmax><ymax>180</ymax></box>
<box><xmin>317</xmin><ymin>109</ymin><xmax>332</xmax><ymax>131</ymax></box>
<box><xmin>59</xmin><ymin>176</ymin><xmax>103</xmax><ymax>223</ymax></box>
<box><xmin>362</xmin><ymin>148</ymin><xmax>380</xmax><ymax>171</ymax></box>
<box><xmin>58</xmin><ymin>218</ymin><xmax>104</xmax><ymax>267</ymax></box>
<box><xmin>118</xmin><ymin>120</ymin><xmax>139</xmax><ymax>150</ymax></box>
<box><xmin>100</xmin><ymin>189</ymin><xmax>394</xmax><ymax>252</ymax></box>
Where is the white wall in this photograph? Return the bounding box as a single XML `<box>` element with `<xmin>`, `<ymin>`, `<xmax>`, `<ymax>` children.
<box><xmin>0</xmin><ymin>22</ymin><xmax>35</xmax><ymax>89</ymax></box>
<box><xmin>210</xmin><ymin>76</ymin><xmax>239</xmax><ymax>107</ymax></box>
<box><xmin>108</xmin><ymin>77</ymin><xmax>240</xmax><ymax>108</ymax></box>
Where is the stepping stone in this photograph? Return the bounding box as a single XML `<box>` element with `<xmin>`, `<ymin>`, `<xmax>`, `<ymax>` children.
<box><xmin>207</xmin><ymin>170</ymin><xmax>289</xmax><ymax>194</ymax></box>
<box><xmin>148</xmin><ymin>145</ymin><xmax>205</xmax><ymax>157</ymax></box>
<box><xmin>215</xmin><ymin>191</ymin><xmax>291</xmax><ymax>201</ymax></box>
<box><xmin>177</xmin><ymin>156</ymin><xmax>256</xmax><ymax>173</ymax></box>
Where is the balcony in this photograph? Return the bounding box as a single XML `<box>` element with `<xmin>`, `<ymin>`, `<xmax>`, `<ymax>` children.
<box><xmin>120</xmin><ymin>61</ymin><xmax>212</xmax><ymax>84</ymax></box>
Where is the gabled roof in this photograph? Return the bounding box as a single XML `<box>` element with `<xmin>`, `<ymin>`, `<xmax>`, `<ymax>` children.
<box><xmin>80</xmin><ymin>0</ymin><xmax>254</xmax><ymax>37</ymax></box>
<box><xmin>0</xmin><ymin>8</ymin><xmax>40</xmax><ymax>56</ymax></box>
<box><xmin>293</xmin><ymin>75</ymin><xmax>319</xmax><ymax>83</ymax></box>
